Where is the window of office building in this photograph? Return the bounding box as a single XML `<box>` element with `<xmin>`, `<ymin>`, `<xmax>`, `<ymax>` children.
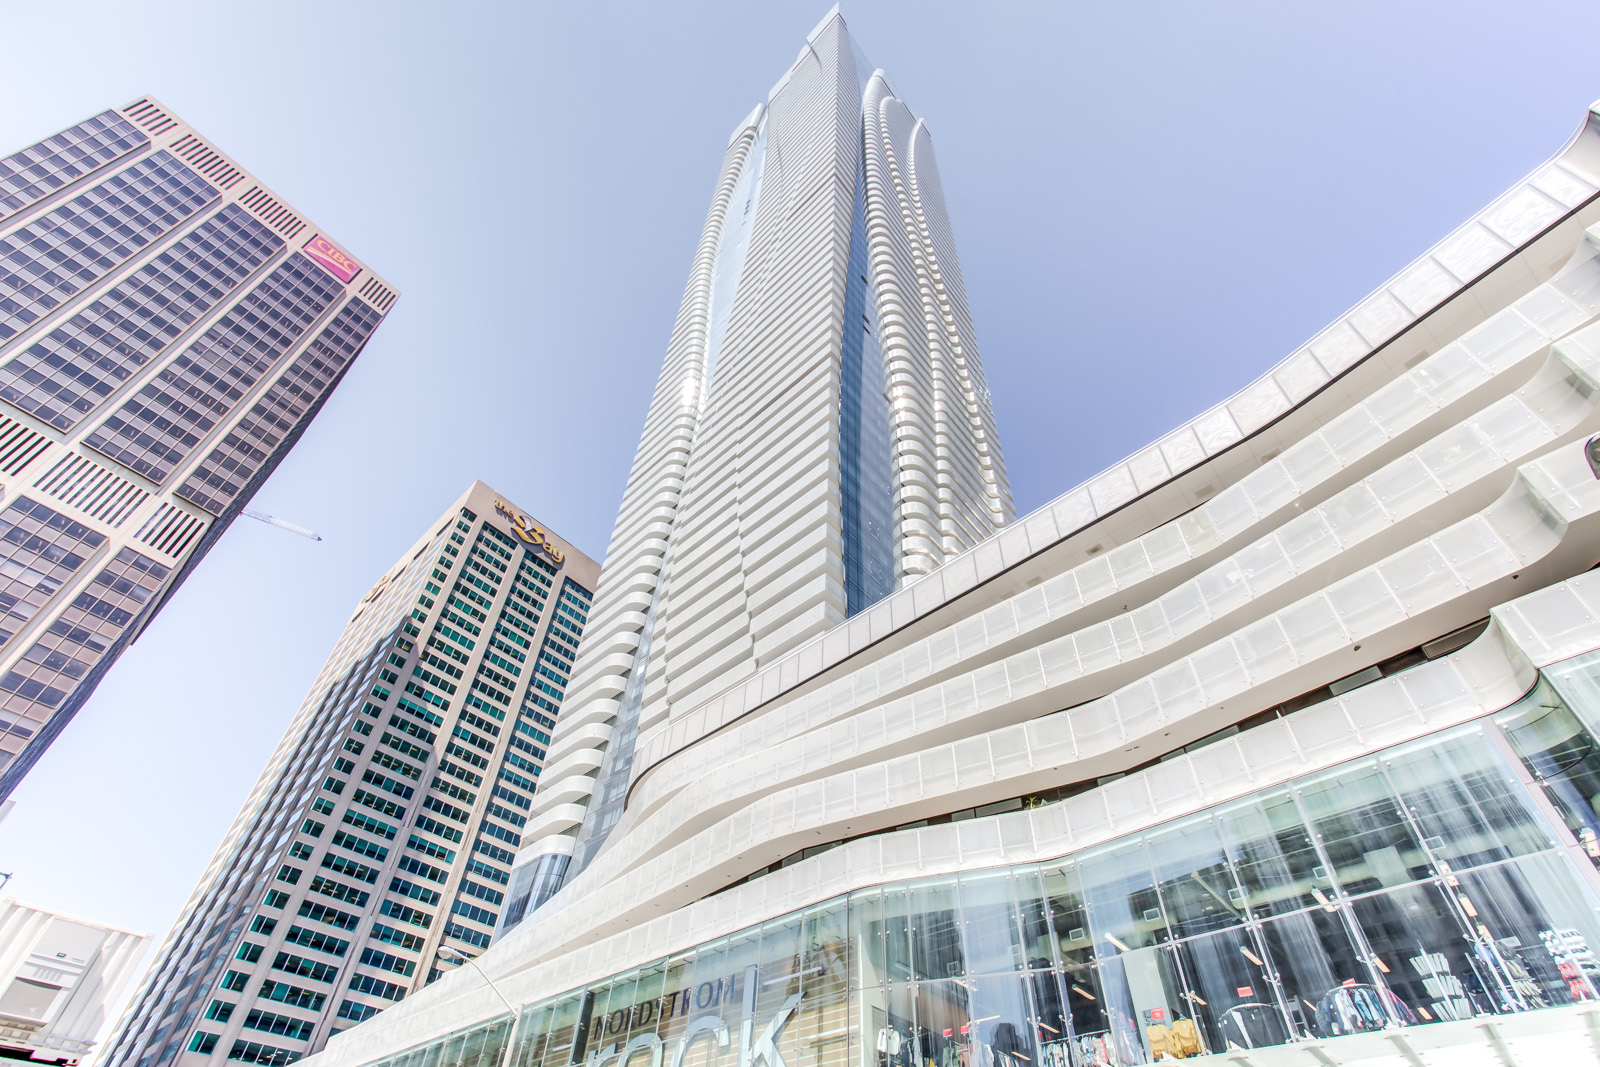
<box><xmin>85</xmin><ymin>253</ymin><xmax>343</xmax><ymax>483</ymax></box>
<box><xmin>0</xmin><ymin>110</ymin><xmax>147</xmax><ymax>221</ymax></box>
<box><xmin>0</xmin><ymin>151</ymin><xmax>217</xmax><ymax>342</ymax></box>
<box><xmin>0</xmin><ymin>204</ymin><xmax>283</xmax><ymax>430</ymax></box>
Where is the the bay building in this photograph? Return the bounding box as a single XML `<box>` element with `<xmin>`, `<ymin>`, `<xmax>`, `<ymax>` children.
<box><xmin>0</xmin><ymin>98</ymin><xmax>397</xmax><ymax>799</ymax></box>
<box><xmin>101</xmin><ymin>483</ymin><xmax>598</xmax><ymax>1067</ymax></box>
<box><xmin>308</xmin><ymin>9</ymin><xmax>1600</xmax><ymax>1067</ymax></box>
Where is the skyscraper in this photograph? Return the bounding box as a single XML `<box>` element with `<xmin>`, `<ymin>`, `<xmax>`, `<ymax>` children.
<box><xmin>505</xmin><ymin>4</ymin><xmax>1013</xmax><ymax>916</ymax></box>
<box><xmin>0</xmin><ymin>98</ymin><xmax>397</xmax><ymax>799</ymax></box>
<box><xmin>101</xmin><ymin>483</ymin><xmax>599</xmax><ymax>1067</ymax></box>
<box><xmin>296</xmin><ymin>13</ymin><xmax>1600</xmax><ymax>1067</ymax></box>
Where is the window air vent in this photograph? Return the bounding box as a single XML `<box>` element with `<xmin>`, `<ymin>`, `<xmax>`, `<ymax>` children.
<box><xmin>33</xmin><ymin>451</ymin><xmax>150</xmax><ymax>527</ymax></box>
<box><xmin>134</xmin><ymin>502</ymin><xmax>208</xmax><ymax>559</ymax></box>
<box><xmin>238</xmin><ymin>186</ymin><xmax>307</xmax><ymax>239</ymax></box>
<box><xmin>357</xmin><ymin>276</ymin><xmax>397</xmax><ymax>312</ymax></box>
<box><xmin>0</xmin><ymin>417</ymin><xmax>50</xmax><ymax>477</ymax></box>
<box><xmin>168</xmin><ymin>134</ymin><xmax>244</xmax><ymax>190</ymax></box>
<box><xmin>121</xmin><ymin>99</ymin><xmax>179</xmax><ymax>136</ymax></box>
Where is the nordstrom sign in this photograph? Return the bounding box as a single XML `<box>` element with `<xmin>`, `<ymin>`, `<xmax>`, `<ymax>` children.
<box><xmin>576</xmin><ymin>966</ymin><xmax>801</xmax><ymax>1067</ymax></box>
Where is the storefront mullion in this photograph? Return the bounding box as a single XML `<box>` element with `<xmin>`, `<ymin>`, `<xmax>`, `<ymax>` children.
<box><xmin>1254</xmin><ymin>903</ymin><xmax>1370</xmax><ymax>1037</ymax></box>
<box><xmin>1142</xmin><ymin>811</ymin><xmax>1299</xmax><ymax>1053</ymax></box>
<box><xmin>797</xmin><ymin>901</ymin><xmax>853</xmax><ymax>1067</ymax></box>
<box><xmin>1005</xmin><ymin>870</ymin><xmax>1070</xmax><ymax>1067</ymax></box>
<box><xmin>1369</xmin><ymin>731</ymin><xmax>1530</xmax><ymax>1015</ymax></box>
<box><xmin>1076</xmin><ymin>838</ymin><xmax>1175</xmax><ymax>1063</ymax></box>
<box><xmin>1157</xmin><ymin>925</ymin><xmax>1285</xmax><ymax>1051</ymax></box>
<box><xmin>507</xmin><ymin>1003</ymin><xmax>554</xmax><ymax>1067</ymax></box>
<box><xmin>1487</xmin><ymin>679</ymin><xmax>1600</xmax><ymax>894</ymax></box>
<box><xmin>1280</xmin><ymin>778</ymin><xmax>1400</xmax><ymax>1030</ymax></box>
<box><xmin>1452</xmin><ymin>852</ymin><xmax>1600</xmax><ymax>1007</ymax></box>
<box><xmin>958</xmin><ymin>870</ymin><xmax>1053</xmax><ymax>1067</ymax></box>
<box><xmin>1038</xmin><ymin>861</ymin><xmax>1123</xmax><ymax>1066</ymax></box>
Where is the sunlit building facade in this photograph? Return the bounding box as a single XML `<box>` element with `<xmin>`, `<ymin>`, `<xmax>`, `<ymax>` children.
<box><xmin>308</xmin><ymin>11</ymin><xmax>1600</xmax><ymax>1067</ymax></box>
<box><xmin>100</xmin><ymin>484</ymin><xmax>598</xmax><ymax>1067</ymax></box>
<box><xmin>0</xmin><ymin>98</ymin><xmax>397</xmax><ymax>799</ymax></box>
<box><xmin>503</xmin><ymin>6</ymin><xmax>1013</xmax><ymax>915</ymax></box>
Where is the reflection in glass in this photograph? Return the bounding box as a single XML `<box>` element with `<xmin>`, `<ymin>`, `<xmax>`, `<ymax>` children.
<box><xmin>1214</xmin><ymin>793</ymin><xmax>1323</xmax><ymax>917</ymax></box>
<box><xmin>1497</xmin><ymin>679</ymin><xmax>1600</xmax><ymax>867</ymax></box>
<box><xmin>959</xmin><ymin>873</ymin><xmax>1026</xmax><ymax>976</ymax></box>
<box><xmin>1383</xmin><ymin>730</ymin><xmax>1549</xmax><ymax>868</ymax></box>
<box><xmin>1297</xmin><ymin>761</ymin><xmax>1424</xmax><ymax>896</ymax></box>
<box><xmin>366</xmin><ymin>658</ymin><xmax>1600</xmax><ymax>1067</ymax></box>
<box><xmin>1257</xmin><ymin>908</ymin><xmax>1367</xmax><ymax>1038</ymax></box>
<box><xmin>905</xmin><ymin>880</ymin><xmax>963</xmax><ymax>983</ymax></box>
<box><xmin>1146</xmin><ymin>816</ymin><xmax>1243</xmax><ymax>940</ymax></box>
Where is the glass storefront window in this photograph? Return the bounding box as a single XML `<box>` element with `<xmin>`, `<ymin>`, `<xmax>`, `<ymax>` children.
<box><xmin>910</xmin><ymin>880</ymin><xmax>964</xmax><ymax>982</ymax></box>
<box><xmin>365</xmin><ymin>653</ymin><xmax>1600</xmax><ymax>1067</ymax></box>
<box><xmin>1296</xmin><ymin>759</ymin><xmax>1425</xmax><ymax>897</ymax></box>
<box><xmin>1257</xmin><ymin>907</ymin><xmax>1369</xmax><ymax>1038</ymax></box>
<box><xmin>1079</xmin><ymin>840</ymin><xmax>1164</xmax><ymax>953</ymax></box>
<box><xmin>1497</xmin><ymin>678</ymin><xmax>1600</xmax><ymax>867</ymax></box>
<box><xmin>1451</xmin><ymin>857</ymin><xmax>1600</xmax><ymax>1011</ymax></box>
<box><xmin>1040</xmin><ymin>863</ymin><xmax>1119</xmax><ymax>1062</ymax></box>
<box><xmin>1213</xmin><ymin>792</ymin><xmax>1324</xmax><ymax>918</ymax></box>
<box><xmin>1145</xmin><ymin>815</ymin><xmax>1244</xmax><ymax>940</ymax></box>
<box><xmin>958</xmin><ymin>872</ymin><xmax>1027</xmax><ymax>977</ymax></box>
<box><xmin>1383</xmin><ymin>729</ymin><xmax>1552</xmax><ymax>868</ymax></box>
<box><xmin>1168</xmin><ymin>926</ymin><xmax>1283</xmax><ymax>1052</ymax></box>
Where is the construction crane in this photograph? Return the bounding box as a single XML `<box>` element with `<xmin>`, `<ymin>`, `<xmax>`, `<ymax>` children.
<box><xmin>242</xmin><ymin>508</ymin><xmax>322</xmax><ymax>542</ymax></box>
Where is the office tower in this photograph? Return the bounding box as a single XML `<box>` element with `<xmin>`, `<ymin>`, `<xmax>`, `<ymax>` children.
<box><xmin>0</xmin><ymin>899</ymin><xmax>148</xmax><ymax>1066</ymax></box>
<box><xmin>294</xmin><ymin>14</ymin><xmax>1600</xmax><ymax>1067</ymax></box>
<box><xmin>0</xmin><ymin>98</ymin><xmax>397</xmax><ymax>799</ymax></box>
<box><xmin>101</xmin><ymin>483</ymin><xmax>599</xmax><ymax>1067</ymax></box>
<box><xmin>506</xmin><ymin>4</ymin><xmax>1014</xmax><ymax>915</ymax></box>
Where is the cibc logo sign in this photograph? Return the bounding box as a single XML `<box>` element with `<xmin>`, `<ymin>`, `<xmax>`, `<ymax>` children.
<box><xmin>578</xmin><ymin>966</ymin><xmax>802</xmax><ymax>1067</ymax></box>
<box><xmin>494</xmin><ymin>500</ymin><xmax>566</xmax><ymax>564</ymax></box>
<box><xmin>303</xmin><ymin>234</ymin><xmax>361</xmax><ymax>284</ymax></box>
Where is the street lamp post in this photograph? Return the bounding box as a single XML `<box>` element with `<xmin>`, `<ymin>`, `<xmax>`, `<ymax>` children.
<box><xmin>437</xmin><ymin>946</ymin><xmax>520</xmax><ymax>1067</ymax></box>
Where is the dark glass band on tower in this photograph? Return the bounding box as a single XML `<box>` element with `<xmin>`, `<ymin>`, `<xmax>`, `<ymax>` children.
<box><xmin>839</xmin><ymin>136</ymin><xmax>895</xmax><ymax>618</ymax></box>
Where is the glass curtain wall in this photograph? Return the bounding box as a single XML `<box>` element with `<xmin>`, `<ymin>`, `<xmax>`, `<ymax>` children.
<box><xmin>362</xmin><ymin>652</ymin><xmax>1600</xmax><ymax>1067</ymax></box>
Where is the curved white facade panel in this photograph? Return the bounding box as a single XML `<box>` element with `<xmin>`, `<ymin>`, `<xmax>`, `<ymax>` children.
<box><xmin>520</xmin><ymin>10</ymin><xmax>1014</xmax><ymax>895</ymax></box>
<box><xmin>303</xmin><ymin>15</ymin><xmax>1600</xmax><ymax>1067</ymax></box>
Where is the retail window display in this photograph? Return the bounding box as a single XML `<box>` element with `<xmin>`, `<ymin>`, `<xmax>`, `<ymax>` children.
<box><xmin>358</xmin><ymin>651</ymin><xmax>1600</xmax><ymax>1067</ymax></box>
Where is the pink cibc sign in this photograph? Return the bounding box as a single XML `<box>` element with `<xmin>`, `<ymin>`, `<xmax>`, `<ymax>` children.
<box><xmin>303</xmin><ymin>235</ymin><xmax>361</xmax><ymax>284</ymax></box>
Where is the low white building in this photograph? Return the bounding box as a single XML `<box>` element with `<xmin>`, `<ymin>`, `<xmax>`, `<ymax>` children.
<box><xmin>0</xmin><ymin>899</ymin><xmax>147</xmax><ymax>1065</ymax></box>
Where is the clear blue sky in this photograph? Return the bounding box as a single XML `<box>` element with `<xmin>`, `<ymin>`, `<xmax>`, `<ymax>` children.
<box><xmin>1</xmin><ymin>0</ymin><xmax>1599</xmax><ymax>1028</ymax></box>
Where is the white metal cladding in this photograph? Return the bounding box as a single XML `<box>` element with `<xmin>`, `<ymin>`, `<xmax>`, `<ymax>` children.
<box><xmin>614</xmin><ymin>102</ymin><xmax>1600</xmax><ymax>786</ymax></box>
<box><xmin>523</xmin><ymin>11</ymin><xmax>1013</xmax><ymax>873</ymax></box>
<box><xmin>307</xmin><ymin>576</ymin><xmax>1600</xmax><ymax>1067</ymax></box>
<box><xmin>305</xmin><ymin>22</ymin><xmax>1600</xmax><ymax>1067</ymax></box>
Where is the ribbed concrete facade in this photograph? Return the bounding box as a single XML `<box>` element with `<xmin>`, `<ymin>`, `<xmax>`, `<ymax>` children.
<box><xmin>513</xmin><ymin>10</ymin><xmax>1012</xmax><ymax>897</ymax></box>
